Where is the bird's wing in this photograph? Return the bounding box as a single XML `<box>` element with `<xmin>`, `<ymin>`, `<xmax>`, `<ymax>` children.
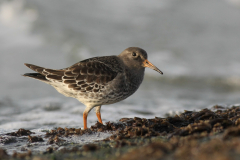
<box><xmin>60</xmin><ymin>60</ymin><xmax>118</xmax><ymax>92</ymax></box>
<box><xmin>24</xmin><ymin>58</ymin><xmax>119</xmax><ymax>92</ymax></box>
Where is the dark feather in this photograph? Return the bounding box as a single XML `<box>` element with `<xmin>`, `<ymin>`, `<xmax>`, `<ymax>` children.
<box><xmin>76</xmin><ymin>74</ymin><xmax>87</xmax><ymax>81</ymax></box>
<box><xmin>71</xmin><ymin>67</ymin><xmax>81</xmax><ymax>74</ymax></box>
<box><xmin>88</xmin><ymin>68</ymin><xmax>94</xmax><ymax>74</ymax></box>
<box><xmin>86</xmin><ymin>86</ymin><xmax>93</xmax><ymax>91</ymax></box>
<box><xmin>93</xmin><ymin>88</ymin><xmax>99</xmax><ymax>92</ymax></box>
<box><xmin>45</xmin><ymin>69</ymin><xmax>64</xmax><ymax>76</ymax></box>
<box><xmin>64</xmin><ymin>71</ymin><xmax>76</xmax><ymax>77</ymax></box>
<box><xmin>24</xmin><ymin>63</ymin><xmax>45</xmax><ymax>73</ymax></box>
<box><xmin>73</xmin><ymin>87</ymin><xmax>82</xmax><ymax>91</ymax></box>
<box><xmin>47</xmin><ymin>75</ymin><xmax>62</xmax><ymax>81</ymax></box>
<box><xmin>81</xmin><ymin>84</ymin><xmax>88</xmax><ymax>88</ymax></box>
<box><xmin>64</xmin><ymin>80</ymin><xmax>76</xmax><ymax>84</ymax></box>
<box><xmin>23</xmin><ymin>73</ymin><xmax>48</xmax><ymax>82</ymax></box>
<box><xmin>80</xmin><ymin>67</ymin><xmax>88</xmax><ymax>74</ymax></box>
<box><xmin>86</xmin><ymin>75</ymin><xmax>96</xmax><ymax>83</ymax></box>
<box><xmin>68</xmin><ymin>84</ymin><xmax>78</xmax><ymax>88</ymax></box>
<box><xmin>63</xmin><ymin>76</ymin><xmax>75</xmax><ymax>80</ymax></box>
<box><xmin>78</xmin><ymin>81</ymin><xmax>85</xmax><ymax>85</ymax></box>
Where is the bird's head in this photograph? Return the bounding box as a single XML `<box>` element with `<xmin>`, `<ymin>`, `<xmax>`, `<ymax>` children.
<box><xmin>118</xmin><ymin>47</ymin><xmax>163</xmax><ymax>74</ymax></box>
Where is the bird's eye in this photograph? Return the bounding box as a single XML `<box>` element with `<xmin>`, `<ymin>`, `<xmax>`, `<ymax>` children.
<box><xmin>132</xmin><ymin>52</ymin><xmax>137</xmax><ymax>56</ymax></box>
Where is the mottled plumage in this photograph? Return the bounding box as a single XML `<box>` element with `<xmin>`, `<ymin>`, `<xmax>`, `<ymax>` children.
<box><xmin>23</xmin><ymin>47</ymin><xmax>163</xmax><ymax>129</ymax></box>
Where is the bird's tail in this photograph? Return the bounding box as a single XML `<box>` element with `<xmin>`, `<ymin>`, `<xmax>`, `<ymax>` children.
<box><xmin>23</xmin><ymin>63</ymin><xmax>49</xmax><ymax>82</ymax></box>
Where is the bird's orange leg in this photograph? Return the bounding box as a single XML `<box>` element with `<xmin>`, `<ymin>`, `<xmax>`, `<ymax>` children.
<box><xmin>83</xmin><ymin>106</ymin><xmax>95</xmax><ymax>130</ymax></box>
<box><xmin>95</xmin><ymin>106</ymin><xmax>103</xmax><ymax>124</ymax></box>
<box><xmin>96</xmin><ymin>112</ymin><xmax>103</xmax><ymax>124</ymax></box>
<box><xmin>83</xmin><ymin>111</ymin><xmax>88</xmax><ymax>130</ymax></box>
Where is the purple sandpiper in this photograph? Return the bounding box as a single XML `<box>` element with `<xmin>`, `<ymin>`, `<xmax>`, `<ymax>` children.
<box><xmin>23</xmin><ymin>47</ymin><xmax>163</xmax><ymax>129</ymax></box>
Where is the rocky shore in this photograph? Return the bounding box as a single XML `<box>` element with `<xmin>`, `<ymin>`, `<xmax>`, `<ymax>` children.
<box><xmin>1</xmin><ymin>105</ymin><xmax>240</xmax><ymax>160</ymax></box>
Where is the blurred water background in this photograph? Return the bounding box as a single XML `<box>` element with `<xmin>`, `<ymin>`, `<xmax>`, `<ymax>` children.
<box><xmin>0</xmin><ymin>0</ymin><xmax>240</xmax><ymax>149</ymax></box>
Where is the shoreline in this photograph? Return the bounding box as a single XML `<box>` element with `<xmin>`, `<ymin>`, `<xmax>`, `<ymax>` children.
<box><xmin>1</xmin><ymin>105</ymin><xmax>240</xmax><ymax>159</ymax></box>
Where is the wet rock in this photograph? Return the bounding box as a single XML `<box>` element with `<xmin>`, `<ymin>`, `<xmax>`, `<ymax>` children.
<box><xmin>46</xmin><ymin>147</ymin><xmax>53</xmax><ymax>154</ymax></box>
<box><xmin>47</xmin><ymin>135</ymin><xmax>65</xmax><ymax>144</ymax></box>
<box><xmin>174</xmin><ymin>138</ymin><xmax>240</xmax><ymax>160</ymax></box>
<box><xmin>166</xmin><ymin>115</ymin><xmax>189</xmax><ymax>127</ymax></box>
<box><xmin>45</xmin><ymin>147</ymin><xmax>58</xmax><ymax>154</ymax></box>
<box><xmin>234</xmin><ymin>117</ymin><xmax>240</xmax><ymax>125</ymax></box>
<box><xmin>223</xmin><ymin>126</ymin><xmax>240</xmax><ymax>140</ymax></box>
<box><xmin>45</xmin><ymin>127</ymin><xmax>83</xmax><ymax>138</ymax></box>
<box><xmin>81</xmin><ymin>106</ymin><xmax>240</xmax><ymax>140</ymax></box>
<box><xmin>4</xmin><ymin>105</ymin><xmax>240</xmax><ymax>160</ymax></box>
<box><xmin>58</xmin><ymin>147</ymin><xmax>80</xmax><ymax>153</ymax></box>
<box><xmin>6</xmin><ymin>128</ymin><xmax>34</xmax><ymax>137</ymax></box>
<box><xmin>119</xmin><ymin>142</ymin><xmax>171</xmax><ymax>160</ymax></box>
<box><xmin>21</xmin><ymin>147</ymin><xmax>28</xmax><ymax>151</ymax></box>
<box><xmin>82</xmin><ymin>144</ymin><xmax>98</xmax><ymax>151</ymax></box>
<box><xmin>0</xmin><ymin>148</ymin><xmax>9</xmax><ymax>159</ymax></box>
<box><xmin>212</xmin><ymin>105</ymin><xmax>226</xmax><ymax>109</ymax></box>
<box><xmin>0</xmin><ymin>136</ymin><xmax>16</xmax><ymax>144</ymax></box>
<box><xmin>28</xmin><ymin>135</ymin><xmax>44</xmax><ymax>143</ymax></box>
<box><xmin>212</xmin><ymin>123</ymin><xmax>224</xmax><ymax>134</ymax></box>
<box><xmin>115</xmin><ymin>140</ymin><xmax>136</xmax><ymax>148</ymax></box>
<box><xmin>119</xmin><ymin>118</ymin><xmax>132</xmax><ymax>122</ymax></box>
<box><xmin>12</xmin><ymin>150</ymin><xmax>31</xmax><ymax>159</ymax></box>
<box><xmin>208</xmin><ymin>118</ymin><xmax>233</xmax><ymax>128</ymax></box>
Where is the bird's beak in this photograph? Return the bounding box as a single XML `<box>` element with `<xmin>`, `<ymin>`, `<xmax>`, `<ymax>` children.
<box><xmin>143</xmin><ymin>59</ymin><xmax>163</xmax><ymax>74</ymax></box>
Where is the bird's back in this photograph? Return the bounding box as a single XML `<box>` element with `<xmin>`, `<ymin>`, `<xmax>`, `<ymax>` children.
<box><xmin>24</xmin><ymin>56</ymin><xmax>131</xmax><ymax>106</ymax></box>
